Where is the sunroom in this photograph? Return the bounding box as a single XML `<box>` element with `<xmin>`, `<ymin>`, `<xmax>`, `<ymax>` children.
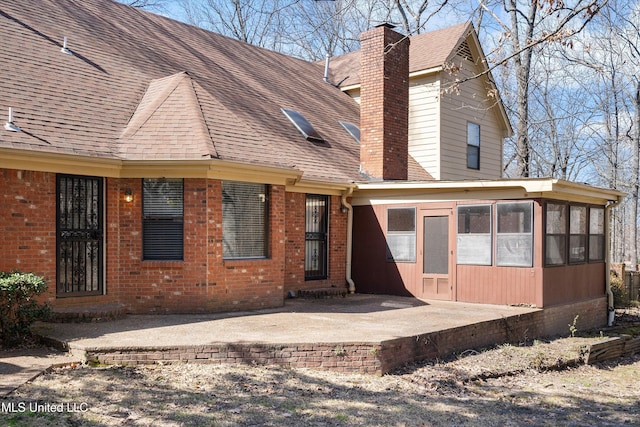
<box><xmin>350</xmin><ymin>178</ymin><xmax>624</xmax><ymax>312</ymax></box>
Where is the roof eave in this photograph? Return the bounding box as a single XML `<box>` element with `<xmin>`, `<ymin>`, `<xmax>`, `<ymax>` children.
<box><xmin>0</xmin><ymin>147</ymin><xmax>305</xmax><ymax>184</ymax></box>
<box><xmin>353</xmin><ymin>178</ymin><xmax>625</xmax><ymax>205</ymax></box>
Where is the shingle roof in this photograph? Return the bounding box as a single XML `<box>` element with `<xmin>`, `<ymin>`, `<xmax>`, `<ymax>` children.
<box><xmin>0</xmin><ymin>0</ymin><xmax>434</xmax><ymax>183</ymax></box>
<box><xmin>118</xmin><ymin>72</ymin><xmax>216</xmax><ymax>160</ymax></box>
<box><xmin>0</xmin><ymin>0</ymin><xmax>350</xmax><ymax>181</ymax></box>
<box><xmin>327</xmin><ymin>23</ymin><xmax>471</xmax><ymax>88</ymax></box>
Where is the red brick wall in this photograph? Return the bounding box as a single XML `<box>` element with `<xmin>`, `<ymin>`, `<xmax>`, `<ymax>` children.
<box><xmin>0</xmin><ymin>169</ymin><xmax>57</xmax><ymax>304</ymax></box>
<box><xmin>360</xmin><ymin>25</ymin><xmax>409</xmax><ymax>180</ymax></box>
<box><xmin>284</xmin><ymin>193</ymin><xmax>348</xmax><ymax>294</ymax></box>
<box><xmin>1</xmin><ymin>169</ymin><xmax>347</xmax><ymax>313</ymax></box>
<box><xmin>110</xmin><ymin>178</ymin><xmax>286</xmax><ymax>314</ymax></box>
<box><xmin>206</xmin><ymin>182</ymin><xmax>286</xmax><ymax>312</ymax></box>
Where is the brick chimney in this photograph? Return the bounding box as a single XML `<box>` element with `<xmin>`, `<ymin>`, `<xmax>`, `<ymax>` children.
<box><xmin>359</xmin><ymin>24</ymin><xmax>409</xmax><ymax>181</ymax></box>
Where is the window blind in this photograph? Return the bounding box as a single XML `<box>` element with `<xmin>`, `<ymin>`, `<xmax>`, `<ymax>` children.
<box><xmin>142</xmin><ymin>179</ymin><xmax>184</xmax><ymax>261</ymax></box>
<box><xmin>222</xmin><ymin>181</ymin><xmax>268</xmax><ymax>259</ymax></box>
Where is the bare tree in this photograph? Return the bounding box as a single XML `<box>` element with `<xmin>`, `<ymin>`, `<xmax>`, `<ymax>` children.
<box><xmin>182</xmin><ymin>0</ymin><xmax>297</xmax><ymax>49</ymax></box>
<box><xmin>121</xmin><ymin>0</ymin><xmax>170</xmax><ymax>12</ymax></box>
<box><xmin>278</xmin><ymin>0</ymin><xmax>364</xmax><ymax>59</ymax></box>
<box><xmin>561</xmin><ymin>0</ymin><xmax>640</xmax><ymax>264</ymax></box>
<box><xmin>394</xmin><ymin>0</ymin><xmax>450</xmax><ymax>34</ymax></box>
<box><xmin>471</xmin><ymin>0</ymin><xmax>608</xmax><ymax>177</ymax></box>
<box><xmin>179</xmin><ymin>0</ymin><xmax>459</xmax><ymax>59</ymax></box>
<box><xmin>612</xmin><ymin>3</ymin><xmax>640</xmax><ymax>270</ymax></box>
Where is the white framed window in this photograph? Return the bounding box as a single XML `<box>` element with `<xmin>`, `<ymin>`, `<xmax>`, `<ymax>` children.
<box><xmin>457</xmin><ymin>204</ymin><xmax>492</xmax><ymax>265</ymax></box>
<box><xmin>222</xmin><ymin>181</ymin><xmax>269</xmax><ymax>259</ymax></box>
<box><xmin>467</xmin><ymin>122</ymin><xmax>480</xmax><ymax>169</ymax></box>
<box><xmin>386</xmin><ymin>207</ymin><xmax>416</xmax><ymax>263</ymax></box>
<box><xmin>496</xmin><ymin>202</ymin><xmax>533</xmax><ymax>267</ymax></box>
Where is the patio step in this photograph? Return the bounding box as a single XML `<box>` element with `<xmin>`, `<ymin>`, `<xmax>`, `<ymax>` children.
<box><xmin>297</xmin><ymin>287</ymin><xmax>347</xmax><ymax>299</ymax></box>
<box><xmin>50</xmin><ymin>303</ymin><xmax>126</xmax><ymax>323</ymax></box>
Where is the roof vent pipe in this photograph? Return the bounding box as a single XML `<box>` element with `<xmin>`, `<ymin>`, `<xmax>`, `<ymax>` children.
<box><xmin>323</xmin><ymin>54</ymin><xmax>330</xmax><ymax>83</ymax></box>
<box><xmin>4</xmin><ymin>107</ymin><xmax>21</xmax><ymax>132</ymax></box>
<box><xmin>60</xmin><ymin>37</ymin><xmax>73</xmax><ymax>55</ymax></box>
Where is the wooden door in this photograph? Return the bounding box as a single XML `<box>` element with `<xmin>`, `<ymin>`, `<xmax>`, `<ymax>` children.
<box><xmin>420</xmin><ymin>211</ymin><xmax>452</xmax><ymax>300</ymax></box>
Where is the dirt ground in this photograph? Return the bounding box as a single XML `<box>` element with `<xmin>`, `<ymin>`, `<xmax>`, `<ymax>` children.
<box><xmin>1</xmin><ymin>311</ymin><xmax>640</xmax><ymax>426</ymax></box>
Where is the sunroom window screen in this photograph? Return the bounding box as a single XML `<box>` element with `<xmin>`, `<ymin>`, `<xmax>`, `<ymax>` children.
<box><xmin>143</xmin><ymin>179</ymin><xmax>184</xmax><ymax>260</ymax></box>
<box><xmin>457</xmin><ymin>205</ymin><xmax>491</xmax><ymax>265</ymax></box>
<box><xmin>496</xmin><ymin>202</ymin><xmax>533</xmax><ymax>267</ymax></box>
<box><xmin>546</xmin><ymin>203</ymin><xmax>567</xmax><ymax>265</ymax></box>
<box><xmin>223</xmin><ymin>181</ymin><xmax>268</xmax><ymax>259</ymax></box>
<box><xmin>589</xmin><ymin>207</ymin><xmax>605</xmax><ymax>262</ymax></box>
<box><xmin>386</xmin><ymin>207</ymin><xmax>416</xmax><ymax>262</ymax></box>
<box><xmin>569</xmin><ymin>206</ymin><xmax>587</xmax><ymax>263</ymax></box>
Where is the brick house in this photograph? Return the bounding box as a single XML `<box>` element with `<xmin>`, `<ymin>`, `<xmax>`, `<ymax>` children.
<box><xmin>0</xmin><ymin>0</ymin><xmax>370</xmax><ymax>313</ymax></box>
<box><xmin>0</xmin><ymin>0</ymin><xmax>624</xmax><ymax>332</ymax></box>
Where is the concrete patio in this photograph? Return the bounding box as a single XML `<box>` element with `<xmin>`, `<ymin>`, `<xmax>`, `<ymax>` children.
<box><xmin>33</xmin><ymin>295</ymin><xmax>540</xmax><ymax>374</ymax></box>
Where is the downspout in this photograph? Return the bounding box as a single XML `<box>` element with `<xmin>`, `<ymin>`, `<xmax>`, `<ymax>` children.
<box><xmin>605</xmin><ymin>195</ymin><xmax>623</xmax><ymax>326</ymax></box>
<box><xmin>341</xmin><ymin>186</ymin><xmax>356</xmax><ymax>294</ymax></box>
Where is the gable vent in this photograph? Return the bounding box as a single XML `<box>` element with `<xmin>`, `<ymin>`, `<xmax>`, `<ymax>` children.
<box><xmin>456</xmin><ymin>40</ymin><xmax>473</xmax><ymax>61</ymax></box>
<box><xmin>281</xmin><ymin>108</ymin><xmax>324</xmax><ymax>143</ymax></box>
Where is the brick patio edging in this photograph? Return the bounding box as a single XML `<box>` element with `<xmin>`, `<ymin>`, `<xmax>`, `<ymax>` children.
<box><xmin>76</xmin><ymin>343</ymin><xmax>385</xmax><ymax>374</ymax></box>
<box><xmin>71</xmin><ymin>312</ymin><xmax>539</xmax><ymax>375</ymax></box>
<box><xmin>63</xmin><ymin>297</ymin><xmax>607</xmax><ymax>375</ymax></box>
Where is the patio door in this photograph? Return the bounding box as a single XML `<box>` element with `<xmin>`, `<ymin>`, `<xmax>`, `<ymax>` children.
<box><xmin>420</xmin><ymin>210</ymin><xmax>452</xmax><ymax>300</ymax></box>
<box><xmin>56</xmin><ymin>175</ymin><xmax>104</xmax><ymax>297</ymax></box>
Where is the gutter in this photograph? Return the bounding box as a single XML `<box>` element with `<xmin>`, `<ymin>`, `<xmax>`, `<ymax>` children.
<box><xmin>605</xmin><ymin>195</ymin><xmax>624</xmax><ymax>326</ymax></box>
<box><xmin>341</xmin><ymin>186</ymin><xmax>356</xmax><ymax>294</ymax></box>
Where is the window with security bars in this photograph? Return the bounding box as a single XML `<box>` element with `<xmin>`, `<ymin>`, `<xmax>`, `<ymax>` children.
<box><xmin>143</xmin><ymin>179</ymin><xmax>184</xmax><ymax>261</ymax></box>
<box><xmin>222</xmin><ymin>181</ymin><xmax>269</xmax><ymax>259</ymax></box>
<box><xmin>305</xmin><ymin>195</ymin><xmax>328</xmax><ymax>280</ymax></box>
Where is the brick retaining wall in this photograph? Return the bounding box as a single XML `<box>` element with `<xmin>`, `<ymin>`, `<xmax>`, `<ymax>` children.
<box><xmin>74</xmin><ymin>297</ymin><xmax>608</xmax><ymax>374</ymax></box>
<box><xmin>80</xmin><ymin>343</ymin><xmax>384</xmax><ymax>374</ymax></box>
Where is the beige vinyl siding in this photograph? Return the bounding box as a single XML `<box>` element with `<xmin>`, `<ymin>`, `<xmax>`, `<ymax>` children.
<box><xmin>346</xmin><ymin>88</ymin><xmax>361</xmax><ymax>104</ymax></box>
<box><xmin>342</xmin><ymin>49</ymin><xmax>506</xmax><ymax>182</ymax></box>
<box><xmin>408</xmin><ymin>75</ymin><xmax>441</xmax><ymax>179</ymax></box>
<box><xmin>439</xmin><ymin>55</ymin><xmax>504</xmax><ymax>180</ymax></box>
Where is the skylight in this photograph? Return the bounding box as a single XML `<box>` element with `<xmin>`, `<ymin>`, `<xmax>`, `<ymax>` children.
<box><xmin>339</xmin><ymin>121</ymin><xmax>360</xmax><ymax>143</ymax></box>
<box><xmin>281</xmin><ymin>108</ymin><xmax>324</xmax><ymax>143</ymax></box>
